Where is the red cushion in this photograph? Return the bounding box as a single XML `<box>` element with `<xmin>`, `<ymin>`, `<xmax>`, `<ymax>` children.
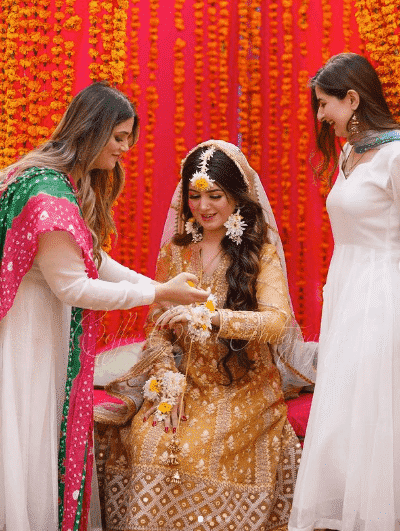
<box><xmin>93</xmin><ymin>389</ymin><xmax>124</xmax><ymax>407</ymax></box>
<box><xmin>286</xmin><ymin>392</ymin><xmax>313</xmax><ymax>438</ymax></box>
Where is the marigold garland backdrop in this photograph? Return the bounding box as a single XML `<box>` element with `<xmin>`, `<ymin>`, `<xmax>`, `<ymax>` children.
<box><xmin>1</xmin><ymin>0</ymin><xmax>399</xmax><ymax>345</ymax></box>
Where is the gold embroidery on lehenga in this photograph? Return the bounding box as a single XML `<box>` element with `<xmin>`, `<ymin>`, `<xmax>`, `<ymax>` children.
<box><xmin>102</xmin><ymin>242</ymin><xmax>302</xmax><ymax>530</ymax></box>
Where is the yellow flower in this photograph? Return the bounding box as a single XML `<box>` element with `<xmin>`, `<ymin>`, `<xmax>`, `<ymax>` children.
<box><xmin>158</xmin><ymin>402</ymin><xmax>173</xmax><ymax>414</ymax></box>
<box><xmin>193</xmin><ymin>177</ymin><xmax>209</xmax><ymax>190</ymax></box>
<box><xmin>149</xmin><ymin>379</ymin><xmax>160</xmax><ymax>393</ymax></box>
<box><xmin>205</xmin><ymin>299</ymin><xmax>215</xmax><ymax>313</ymax></box>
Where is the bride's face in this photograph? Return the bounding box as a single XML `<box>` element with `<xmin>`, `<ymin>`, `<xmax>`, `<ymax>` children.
<box><xmin>188</xmin><ymin>183</ymin><xmax>236</xmax><ymax>236</ymax></box>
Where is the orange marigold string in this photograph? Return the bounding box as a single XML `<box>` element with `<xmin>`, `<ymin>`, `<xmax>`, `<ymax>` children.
<box><xmin>207</xmin><ymin>0</ymin><xmax>219</xmax><ymax>138</ymax></box>
<box><xmin>140</xmin><ymin>0</ymin><xmax>159</xmax><ymax>274</ymax></box>
<box><xmin>237</xmin><ymin>0</ymin><xmax>250</xmax><ymax>156</ymax></box>
<box><xmin>127</xmin><ymin>0</ymin><xmax>141</xmax><ymax>273</ymax></box>
<box><xmin>194</xmin><ymin>0</ymin><xmax>204</xmax><ymax>144</ymax></box>
<box><xmin>267</xmin><ymin>1</ymin><xmax>279</xmax><ymax>211</ymax></box>
<box><xmin>319</xmin><ymin>0</ymin><xmax>333</xmax><ymax>294</ymax></box>
<box><xmin>218</xmin><ymin>0</ymin><xmax>229</xmax><ymax>142</ymax></box>
<box><xmin>248</xmin><ymin>0</ymin><xmax>262</xmax><ymax>173</ymax></box>
<box><xmin>342</xmin><ymin>0</ymin><xmax>353</xmax><ymax>52</ymax></box>
<box><xmin>173</xmin><ymin>37</ymin><xmax>187</xmax><ymax>179</ymax></box>
<box><xmin>280</xmin><ymin>0</ymin><xmax>294</xmax><ymax>255</ymax></box>
<box><xmin>1</xmin><ymin>1</ymin><xmax>19</xmax><ymax>168</ymax></box>
<box><xmin>296</xmin><ymin>70</ymin><xmax>310</xmax><ymax>327</ymax></box>
<box><xmin>175</xmin><ymin>0</ymin><xmax>185</xmax><ymax>31</ymax></box>
<box><xmin>320</xmin><ymin>0</ymin><xmax>332</xmax><ymax>64</ymax></box>
<box><xmin>297</xmin><ymin>0</ymin><xmax>309</xmax><ymax>56</ymax></box>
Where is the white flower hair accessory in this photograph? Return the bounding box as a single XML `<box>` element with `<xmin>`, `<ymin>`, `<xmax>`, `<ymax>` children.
<box><xmin>143</xmin><ymin>371</ymin><xmax>186</xmax><ymax>422</ymax></box>
<box><xmin>224</xmin><ymin>208</ymin><xmax>247</xmax><ymax>245</ymax></box>
<box><xmin>189</xmin><ymin>146</ymin><xmax>215</xmax><ymax>191</ymax></box>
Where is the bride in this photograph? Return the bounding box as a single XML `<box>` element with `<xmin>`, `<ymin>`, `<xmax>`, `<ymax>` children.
<box><xmin>98</xmin><ymin>140</ymin><xmax>315</xmax><ymax>531</ymax></box>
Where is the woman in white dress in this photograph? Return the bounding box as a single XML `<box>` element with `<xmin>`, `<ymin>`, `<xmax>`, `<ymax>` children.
<box><xmin>289</xmin><ymin>53</ymin><xmax>400</xmax><ymax>531</ymax></box>
<box><xmin>0</xmin><ymin>82</ymin><xmax>208</xmax><ymax>531</ymax></box>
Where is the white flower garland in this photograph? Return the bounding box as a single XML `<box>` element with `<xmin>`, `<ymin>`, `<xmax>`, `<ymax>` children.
<box><xmin>143</xmin><ymin>371</ymin><xmax>186</xmax><ymax>421</ymax></box>
<box><xmin>186</xmin><ymin>293</ymin><xmax>217</xmax><ymax>342</ymax></box>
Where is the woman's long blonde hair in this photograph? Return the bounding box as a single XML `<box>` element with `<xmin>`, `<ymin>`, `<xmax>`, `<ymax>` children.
<box><xmin>0</xmin><ymin>81</ymin><xmax>139</xmax><ymax>265</ymax></box>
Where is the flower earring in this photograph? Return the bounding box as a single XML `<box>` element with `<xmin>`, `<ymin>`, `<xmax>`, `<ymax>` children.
<box><xmin>185</xmin><ymin>217</ymin><xmax>203</xmax><ymax>243</ymax></box>
<box><xmin>224</xmin><ymin>208</ymin><xmax>247</xmax><ymax>245</ymax></box>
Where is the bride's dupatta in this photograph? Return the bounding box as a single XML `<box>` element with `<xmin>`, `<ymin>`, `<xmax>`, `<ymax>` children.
<box><xmin>0</xmin><ymin>167</ymin><xmax>99</xmax><ymax>531</ymax></box>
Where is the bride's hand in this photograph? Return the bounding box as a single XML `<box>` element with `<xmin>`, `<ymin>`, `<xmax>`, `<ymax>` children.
<box><xmin>142</xmin><ymin>396</ymin><xmax>186</xmax><ymax>433</ymax></box>
<box><xmin>156</xmin><ymin>305</ymin><xmax>191</xmax><ymax>329</ymax></box>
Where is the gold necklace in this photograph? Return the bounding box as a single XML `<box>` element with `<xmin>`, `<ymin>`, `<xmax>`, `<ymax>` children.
<box><xmin>199</xmin><ymin>247</ymin><xmax>222</xmax><ymax>285</ymax></box>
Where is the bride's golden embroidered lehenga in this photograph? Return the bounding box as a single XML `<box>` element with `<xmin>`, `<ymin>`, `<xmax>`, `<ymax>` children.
<box><xmin>99</xmin><ymin>240</ymin><xmax>302</xmax><ymax>531</ymax></box>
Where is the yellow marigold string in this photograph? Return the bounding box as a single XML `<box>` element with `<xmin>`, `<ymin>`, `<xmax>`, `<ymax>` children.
<box><xmin>280</xmin><ymin>0</ymin><xmax>294</xmax><ymax>255</ymax></box>
<box><xmin>88</xmin><ymin>0</ymin><xmax>101</xmax><ymax>80</ymax></box>
<box><xmin>99</xmin><ymin>1</ymin><xmax>113</xmax><ymax>81</ymax></box>
<box><xmin>194</xmin><ymin>0</ymin><xmax>204</xmax><ymax>144</ymax></box>
<box><xmin>355</xmin><ymin>0</ymin><xmax>400</xmax><ymax>119</ymax></box>
<box><xmin>267</xmin><ymin>2</ymin><xmax>279</xmax><ymax>211</ymax></box>
<box><xmin>218</xmin><ymin>0</ymin><xmax>229</xmax><ymax>141</ymax></box>
<box><xmin>110</xmin><ymin>0</ymin><xmax>128</xmax><ymax>85</ymax></box>
<box><xmin>0</xmin><ymin>0</ymin><xmax>80</xmax><ymax>169</ymax></box>
<box><xmin>173</xmin><ymin>37</ymin><xmax>187</xmax><ymax>179</ymax></box>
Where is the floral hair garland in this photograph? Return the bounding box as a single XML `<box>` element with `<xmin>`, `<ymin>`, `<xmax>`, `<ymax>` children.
<box><xmin>189</xmin><ymin>146</ymin><xmax>215</xmax><ymax>191</ymax></box>
<box><xmin>223</xmin><ymin>208</ymin><xmax>247</xmax><ymax>245</ymax></box>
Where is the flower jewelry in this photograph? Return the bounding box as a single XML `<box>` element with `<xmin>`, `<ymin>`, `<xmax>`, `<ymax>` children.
<box><xmin>186</xmin><ymin>293</ymin><xmax>217</xmax><ymax>342</ymax></box>
<box><xmin>185</xmin><ymin>217</ymin><xmax>203</xmax><ymax>243</ymax></box>
<box><xmin>189</xmin><ymin>146</ymin><xmax>216</xmax><ymax>191</ymax></box>
<box><xmin>143</xmin><ymin>371</ymin><xmax>186</xmax><ymax>422</ymax></box>
<box><xmin>224</xmin><ymin>208</ymin><xmax>247</xmax><ymax>245</ymax></box>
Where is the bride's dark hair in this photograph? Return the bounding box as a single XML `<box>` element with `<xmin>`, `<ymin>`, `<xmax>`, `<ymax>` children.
<box><xmin>174</xmin><ymin>147</ymin><xmax>271</xmax><ymax>384</ymax></box>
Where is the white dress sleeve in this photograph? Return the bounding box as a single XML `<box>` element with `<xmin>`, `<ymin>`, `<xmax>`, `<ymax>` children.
<box><xmin>35</xmin><ymin>231</ymin><xmax>155</xmax><ymax>310</ymax></box>
<box><xmin>98</xmin><ymin>250</ymin><xmax>154</xmax><ymax>285</ymax></box>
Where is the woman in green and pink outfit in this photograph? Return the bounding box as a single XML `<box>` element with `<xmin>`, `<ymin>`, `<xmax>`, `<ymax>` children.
<box><xmin>0</xmin><ymin>82</ymin><xmax>208</xmax><ymax>531</ymax></box>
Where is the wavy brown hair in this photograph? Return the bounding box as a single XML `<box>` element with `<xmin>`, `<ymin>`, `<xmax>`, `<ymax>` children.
<box><xmin>0</xmin><ymin>81</ymin><xmax>139</xmax><ymax>265</ymax></box>
<box><xmin>174</xmin><ymin>147</ymin><xmax>271</xmax><ymax>385</ymax></box>
<box><xmin>310</xmin><ymin>53</ymin><xmax>398</xmax><ymax>186</ymax></box>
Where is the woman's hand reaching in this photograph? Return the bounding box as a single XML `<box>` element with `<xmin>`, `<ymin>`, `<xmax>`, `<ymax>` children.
<box><xmin>154</xmin><ymin>272</ymin><xmax>209</xmax><ymax>305</ymax></box>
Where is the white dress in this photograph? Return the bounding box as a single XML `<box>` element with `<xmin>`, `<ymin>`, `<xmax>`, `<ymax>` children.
<box><xmin>289</xmin><ymin>141</ymin><xmax>400</xmax><ymax>531</ymax></box>
<box><xmin>0</xmin><ymin>231</ymin><xmax>155</xmax><ymax>531</ymax></box>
